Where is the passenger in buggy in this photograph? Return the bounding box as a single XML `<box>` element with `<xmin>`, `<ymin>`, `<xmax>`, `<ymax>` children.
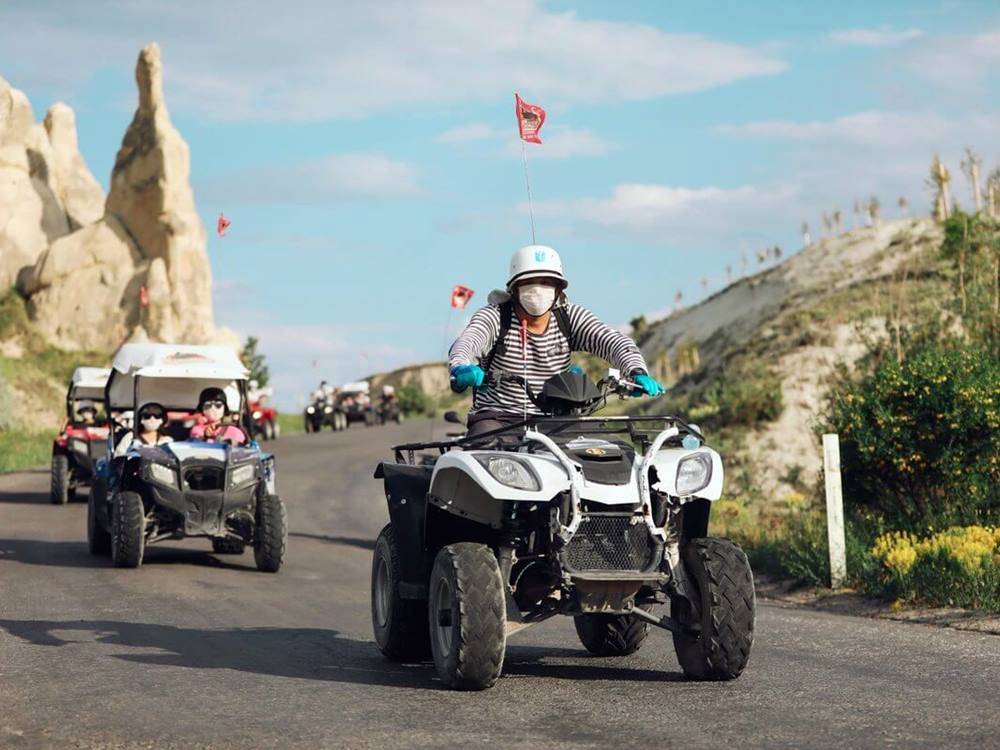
<box><xmin>190</xmin><ymin>387</ymin><xmax>247</xmax><ymax>445</ymax></box>
<box><xmin>113</xmin><ymin>402</ymin><xmax>174</xmax><ymax>456</ymax></box>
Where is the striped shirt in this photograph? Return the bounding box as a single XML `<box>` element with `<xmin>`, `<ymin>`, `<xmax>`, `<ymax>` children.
<box><xmin>449</xmin><ymin>302</ymin><xmax>648</xmax><ymax>417</ymax></box>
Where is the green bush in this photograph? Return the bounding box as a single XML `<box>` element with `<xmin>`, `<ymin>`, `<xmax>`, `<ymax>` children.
<box><xmin>0</xmin><ymin>430</ymin><xmax>51</xmax><ymax>473</ymax></box>
<box><xmin>0</xmin><ymin>287</ymin><xmax>30</xmax><ymax>340</ymax></box>
<box><xmin>826</xmin><ymin>345</ymin><xmax>1000</xmax><ymax>528</ymax></box>
<box><xmin>397</xmin><ymin>385</ymin><xmax>431</xmax><ymax>416</ymax></box>
<box><xmin>702</xmin><ymin>362</ymin><xmax>783</xmax><ymax>430</ymax></box>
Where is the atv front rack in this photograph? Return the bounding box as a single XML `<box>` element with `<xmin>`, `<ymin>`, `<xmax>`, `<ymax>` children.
<box><xmin>389</xmin><ymin>414</ymin><xmax>703</xmax><ymax>466</ymax></box>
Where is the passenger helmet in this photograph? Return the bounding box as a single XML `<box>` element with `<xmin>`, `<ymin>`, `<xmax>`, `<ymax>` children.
<box><xmin>507</xmin><ymin>245</ymin><xmax>568</xmax><ymax>290</ymax></box>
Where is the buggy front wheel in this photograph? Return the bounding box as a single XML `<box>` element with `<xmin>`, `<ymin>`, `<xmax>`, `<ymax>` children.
<box><xmin>254</xmin><ymin>493</ymin><xmax>287</xmax><ymax>572</ymax></box>
<box><xmin>111</xmin><ymin>491</ymin><xmax>145</xmax><ymax>568</ymax></box>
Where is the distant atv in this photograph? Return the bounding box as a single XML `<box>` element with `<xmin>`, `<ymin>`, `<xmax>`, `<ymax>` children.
<box><xmin>88</xmin><ymin>343</ymin><xmax>287</xmax><ymax>572</ymax></box>
<box><xmin>377</xmin><ymin>399</ymin><xmax>403</xmax><ymax>425</ymax></box>
<box><xmin>304</xmin><ymin>395</ymin><xmax>346</xmax><ymax>432</ymax></box>
<box><xmin>50</xmin><ymin>367</ymin><xmax>111</xmax><ymax>504</ymax></box>
<box><xmin>371</xmin><ymin>369</ymin><xmax>754</xmax><ymax>690</ymax></box>
<box><xmin>339</xmin><ymin>382</ymin><xmax>375</xmax><ymax>427</ymax></box>
<box><xmin>251</xmin><ymin>395</ymin><xmax>280</xmax><ymax>441</ymax></box>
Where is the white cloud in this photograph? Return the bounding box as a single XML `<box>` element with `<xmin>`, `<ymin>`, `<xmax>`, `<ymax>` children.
<box><xmin>199</xmin><ymin>152</ymin><xmax>420</xmax><ymax>205</ymax></box>
<box><xmin>439</xmin><ymin>122</ymin><xmax>617</xmax><ymax>159</ymax></box>
<box><xmin>718</xmin><ymin>110</ymin><xmax>1000</xmax><ymax>151</ymax></box>
<box><xmin>0</xmin><ymin>1</ymin><xmax>786</xmax><ymax>122</ymax></box>
<box><xmin>436</xmin><ymin>123</ymin><xmax>502</xmax><ymax>143</ymax></box>
<box><xmin>531</xmin><ymin>182</ymin><xmax>796</xmax><ymax>246</ymax></box>
<box><xmin>900</xmin><ymin>28</ymin><xmax>1000</xmax><ymax>91</ymax></box>
<box><xmin>827</xmin><ymin>27</ymin><xmax>925</xmax><ymax>48</ymax></box>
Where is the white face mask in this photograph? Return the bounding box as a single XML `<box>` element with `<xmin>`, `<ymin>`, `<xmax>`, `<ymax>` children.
<box><xmin>140</xmin><ymin>417</ymin><xmax>163</xmax><ymax>432</ymax></box>
<box><xmin>518</xmin><ymin>283</ymin><xmax>556</xmax><ymax>317</ymax></box>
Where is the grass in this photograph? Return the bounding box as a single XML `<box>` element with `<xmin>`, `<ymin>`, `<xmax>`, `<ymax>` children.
<box><xmin>277</xmin><ymin>411</ymin><xmax>304</xmax><ymax>435</ymax></box>
<box><xmin>0</xmin><ymin>430</ymin><xmax>52</xmax><ymax>473</ymax></box>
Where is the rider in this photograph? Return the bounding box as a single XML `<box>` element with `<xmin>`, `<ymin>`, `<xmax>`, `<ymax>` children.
<box><xmin>77</xmin><ymin>400</ymin><xmax>98</xmax><ymax>425</ymax></box>
<box><xmin>190</xmin><ymin>387</ymin><xmax>247</xmax><ymax>444</ymax></box>
<box><xmin>449</xmin><ymin>245</ymin><xmax>663</xmax><ymax>436</ymax></box>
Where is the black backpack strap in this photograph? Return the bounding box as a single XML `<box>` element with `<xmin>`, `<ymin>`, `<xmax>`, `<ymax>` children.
<box><xmin>553</xmin><ymin>305</ymin><xmax>571</xmax><ymax>345</ymax></box>
<box><xmin>481</xmin><ymin>301</ymin><xmax>514</xmax><ymax>372</ymax></box>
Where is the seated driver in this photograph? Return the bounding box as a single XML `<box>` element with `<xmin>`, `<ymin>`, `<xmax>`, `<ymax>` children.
<box><xmin>190</xmin><ymin>388</ymin><xmax>247</xmax><ymax>444</ymax></box>
<box><xmin>449</xmin><ymin>244</ymin><xmax>663</xmax><ymax>437</ymax></box>
<box><xmin>114</xmin><ymin>402</ymin><xmax>173</xmax><ymax>456</ymax></box>
<box><xmin>77</xmin><ymin>400</ymin><xmax>98</xmax><ymax>425</ymax></box>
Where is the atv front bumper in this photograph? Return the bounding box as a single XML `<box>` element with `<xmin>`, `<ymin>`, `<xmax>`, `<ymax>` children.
<box><xmin>147</xmin><ymin>482</ymin><xmax>257</xmax><ymax>536</ymax></box>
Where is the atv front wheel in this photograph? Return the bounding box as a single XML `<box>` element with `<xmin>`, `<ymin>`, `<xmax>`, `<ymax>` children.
<box><xmin>371</xmin><ymin>524</ymin><xmax>430</xmax><ymax>660</ymax></box>
<box><xmin>50</xmin><ymin>453</ymin><xmax>72</xmax><ymax>505</ymax></box>
<box><xmin>87</xmin><ymin>486</ymin><xmax>111</xmax><ymax>556</ymax></box>
<box><xmin>574</xmin><ymin>608</ymin><xmax>650</xmax><ymax>656</ymax></box>
<box><xmin>111</xmin><ymin>491</ymin><xmax>145</xmax><ymax>568</ymax></box>
<box><xmin>212</xmin><ymin>537</ymin><xmax>246</xmax><ymax>555</ymax></box>
<box><xmin>254</xmin><ymin>493</ymin><xmax>287</xmax><ymax>572</ymax></box>
<box><xmin>428</xmin><ymin>543</ymin><xmax>506</xmax><ymax>690</ymax></box>
<box><xmin>672</xmin><ymin>537</ymin><xmax>755</xmax><ymax>680</ymax></box>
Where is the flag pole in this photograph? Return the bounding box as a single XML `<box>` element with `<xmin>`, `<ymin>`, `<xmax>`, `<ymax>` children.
<box><xmin>520</xmin><ymin>137</ymin><xmax>536</xmax><ymax>244</ymax></box>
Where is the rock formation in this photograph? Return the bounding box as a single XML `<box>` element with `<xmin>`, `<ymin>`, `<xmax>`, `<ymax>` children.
<box><xmin>5</xmin><ymin>43</ymin><xmax>225</xmax><ymax>352</ymax></box>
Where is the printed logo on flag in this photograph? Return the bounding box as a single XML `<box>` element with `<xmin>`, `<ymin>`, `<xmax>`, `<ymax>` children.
<box><xmin>451</xmin><ymin>285</ymin><xmax>475</xmax><ymax>309</ymax></box>
<box><xmin>515</xmin><ymin>94</ymin><xmax>546</xmax><ymax>145</ymax></box>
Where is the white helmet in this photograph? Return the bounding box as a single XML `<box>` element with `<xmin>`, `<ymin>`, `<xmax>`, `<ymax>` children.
<box><xmin>382</xmin><ymin>385</ymin><xmax>395</xmax><ymax>396</ymax></box>
<box><xmin>507</xmin><ymin>245</ymin><xmax>568</xmax><ymax>290</ymax></box>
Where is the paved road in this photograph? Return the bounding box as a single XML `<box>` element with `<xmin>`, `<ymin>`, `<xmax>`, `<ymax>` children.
<box><xmin>2</xmin><ymin>421</ymin><xmax>999</xmax><ymax>749</ymax></box>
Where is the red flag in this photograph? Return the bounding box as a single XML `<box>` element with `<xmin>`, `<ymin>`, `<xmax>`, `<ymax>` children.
<box><xmin>216</xmin><ymin>212</ymin><xmax>231</xmax><ymax>237</ymax></box>
<box><xmin>451</xmin><ymin>285</ymin><xmax>474</xmax><ymax>309</ymax></box>
<box><xmin>515</xmin><ymin>93</ymin><xmax>546</xmax><ymax>144</ymax></box>
<box><xmin>139</xmin><ymin>285</ymin><xmax>149</xmax><ymax>308</ymax></box>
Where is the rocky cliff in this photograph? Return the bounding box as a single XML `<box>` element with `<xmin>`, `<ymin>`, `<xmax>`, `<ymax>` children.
<box><xmin>2</xmin><ymin>43</ymin><xmax>224</xmax><ymax>352</ymax></box>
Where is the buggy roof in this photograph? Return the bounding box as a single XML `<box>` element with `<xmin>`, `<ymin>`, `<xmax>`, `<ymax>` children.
<box><xmin>341</xmin><ymin>381</ymin><xmax>370</xmax><ymax>393</ymax></box>
<box><xmin>107</xmin><ymin>343</ymin><xmax>248</xmax><ymax>410</ymax></box>
<box><xmin>69</xmin><ymin>367</ymin><xmax>111</xmax><ymax>401</ymax></box>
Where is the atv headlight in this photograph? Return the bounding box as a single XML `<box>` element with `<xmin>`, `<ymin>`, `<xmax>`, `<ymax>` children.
<box><xmin>477</xmin><ymin>456</ymin><xmax>539</xmax><ymax>491</ymax></box>
<box><xmin>252</xmin><ymin>410</ymin><xmax>262</xmax><ymax>419</ymax></box>
<box><xmin>676</xmin><ymin>453</ymin><xmax>712</xmax><ymax>496</ymax></box>
<box><xmin>323</xmin><ymin>406</ymin><xmax>333</xmax><ymax>414</ymax></box>
<box><xmin>306</xmin><ymin>406</ymin><xmax>315</xmax><ymax>414</ymax></box>
<box><xmin>230</xmin><ymin>463</ymin><xmax>256</xmax><ymax>487</ymax></box>
<box><xmin>149</xmin><ymin>462</ymin><xmax>178</xmax><ymax>488</ymax></box>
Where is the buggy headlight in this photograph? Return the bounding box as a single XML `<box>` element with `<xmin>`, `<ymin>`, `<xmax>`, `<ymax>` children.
<box><xmin>676</xmin><ymin>454</ymin><xmax>712</xmax><ymax>495</ymax></box>
<box><xmin>230</xmin><ymin>463</ymin><xmax>256</xmax><ymax>487</ymax></box>
<box><xmin>477</xmin><ymin>456</ymin><xmax>539</xmax><ymax>491</ymax></box>
<box><xmin>149</xmin><ymin>462</ymin><xmax>178</xmax><ymax>488</ymax></box>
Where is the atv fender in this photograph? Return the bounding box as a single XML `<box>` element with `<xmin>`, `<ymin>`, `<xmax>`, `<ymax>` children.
<box><xmin>375</xmin><ymin>462</ymin><xmax>433</xmax><ymax>597</ymax></box>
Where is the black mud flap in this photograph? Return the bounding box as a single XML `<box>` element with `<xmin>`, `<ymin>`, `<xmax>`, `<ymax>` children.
<box><xmin>376</xmin><ymin>462</ymin><xmax>433</xmax><ymax>598</ymax></box>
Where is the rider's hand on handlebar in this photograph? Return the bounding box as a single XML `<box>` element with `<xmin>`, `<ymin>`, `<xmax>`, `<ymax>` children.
<box><xmin>450</xmin><ymin>364</ymin><xmax>485</xmax><ymax>393</ymax></box>
<box><xmin>631</xmin><ymin>373</ymin><xmax>665</xmax><ymax>398</ymax></box>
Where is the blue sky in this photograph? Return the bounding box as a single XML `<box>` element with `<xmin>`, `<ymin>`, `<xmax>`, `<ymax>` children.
<box><xmin>2</xmin><ymin>1</ymin><xmax>999</xmax><ymax>407</ymax></box>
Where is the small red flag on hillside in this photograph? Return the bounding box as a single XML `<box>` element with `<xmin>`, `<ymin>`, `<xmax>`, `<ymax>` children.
<box><xmin>451</xmin><ymin>285</ymin><xmax>474</xmax><ymax>309</ymax></box>
<box><xmin>139</xmin><ymin>285</ymin><xmax>149</xmax><ymax>308</ymax></box>
<box><xmin>216</xmin><ymin>212</ymin><xmax>231</xmax><ymax>237</ymax></box>
<box><xmin>515</xmin><ymin>93</ymin><xmax>545</xmax><ymax>144</ymax></box>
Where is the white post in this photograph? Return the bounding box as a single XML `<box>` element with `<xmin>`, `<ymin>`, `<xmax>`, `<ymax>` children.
<box><xmin>822</xmin><ymin>434</ymin><xmax>847</xmax><ymax>588</ymax></box>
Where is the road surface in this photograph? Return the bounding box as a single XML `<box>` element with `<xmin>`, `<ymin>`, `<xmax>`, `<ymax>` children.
<box><xmin>2</xmin><ymin>421</ymin><xmax>999</xmax><ymax>748</ymax></box>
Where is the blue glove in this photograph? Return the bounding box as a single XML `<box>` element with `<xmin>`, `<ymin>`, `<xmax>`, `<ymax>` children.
<box><xmin>450</xmin><ymin>364</ymin><xmax>485</xmax><ymax>393</ymax></box>
<box><xmin>567</xmin><ymin>365</ymin><xmax>585</xmax><ymax>375</ymax></box>
<box><xmin>632</xmin><ymin>373</ymin><xmax>664</xmax><ymax>397</ymax></box>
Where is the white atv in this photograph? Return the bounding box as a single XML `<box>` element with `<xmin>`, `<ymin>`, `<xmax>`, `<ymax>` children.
<box><xmin>371</xmin><ymin>369</ymin><xmax>754</xmax><ymax>690</ymax></box>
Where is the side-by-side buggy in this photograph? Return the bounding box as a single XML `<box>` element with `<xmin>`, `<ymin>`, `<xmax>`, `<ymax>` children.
<box><xmin>51</xmin><ymin>367</ymin><xmax>111</xmax><ymax>505</ymax></box>
<box><xmin>87</xmin><ymin>343</ymin><xmax>287</xmax><ymax>571</ymax></box>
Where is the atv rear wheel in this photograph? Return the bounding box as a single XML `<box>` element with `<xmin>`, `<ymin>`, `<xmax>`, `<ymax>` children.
<box><xmin>428</xmin><ymin>543</ymin><xmax>506</xmax><ymax>690</ymax></box>
<box><xmin>111</xmin><ymin>491</ymin><xmax>145</xmax><ymax>568</ymax></box>
<box><xmin>50</xmin><ymin>453</ymin><xmax>72</xmax><ymax>505</ymax></box>
<box><xmin>574</xmin><ymin>608</ymin><xmax>650</xmax><ymax>656</ymax></box>
<box><xmin>371</xmin><ymin>524</ymin><xmax>430</xmax><ymax>660</ymax></box>
<box><xmin>672</xmin><ymin>537</ymin><xmax>755</xmax><ymax>680</ymax></box>
<box><xmin>212</xmin><ymin>537</ymin><xmax>246</xmax><ymax>555</ymax></box>
<box><xmin>87</xmin><ymin>485</ymin><xmax>111</xmax><ymax>556</ymax></box>
<box><xmin>254</xmin><ymin>493</ymin><xmax>287</xmax><ymax>572</ymax></box>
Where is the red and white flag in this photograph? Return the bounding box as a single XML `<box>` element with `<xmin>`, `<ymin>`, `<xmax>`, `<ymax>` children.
<box><xmin>515</xmin><ymin>93</ymin><xmax>546</xmax><ymax>144</ymax></box>
<box><xmin>216</xmin><ymin>212</ymin><xmax>231</xmax><ymax>237</ymax></box>
<box><xmin>451</xmin><ymin>285</ymin><xmax>474</xmax><ymax>309</ymax></box>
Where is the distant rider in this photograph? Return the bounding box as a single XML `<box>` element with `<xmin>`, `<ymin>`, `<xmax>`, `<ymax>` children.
<box><xmin>190</xmin><ymin>388</ymin><xmax>247</xmax><ymax>444</ymax></box>
<box><xmin>449</xmin><ymin>245</ymin><xmax>663</xmax><ymax>437</ymax></box>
